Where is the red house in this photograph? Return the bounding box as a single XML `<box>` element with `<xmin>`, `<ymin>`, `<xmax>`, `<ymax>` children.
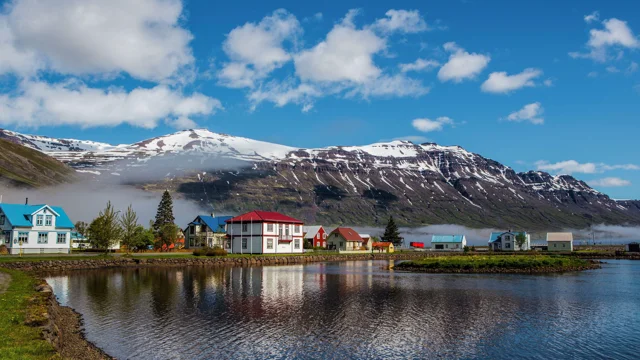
<box><xmin>303</xmin><ymin>225</ymin><xmax>326</xmax><ymax>248</ymax></box>
<box><xmin>225</xmin><ymin>210</ymin><xmax>304</xmax><ymax>254</ymax></box>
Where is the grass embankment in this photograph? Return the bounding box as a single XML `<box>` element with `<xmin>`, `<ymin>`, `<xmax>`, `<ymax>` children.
<box><xmin>396</xmin><ymin>255</ymin><xmax>598</xmax><ymax>273</ymax></box>
<box><xmin>0</xmin><ymin>268</ymin><xmax>59</xmax><ymax>359</ymax></box>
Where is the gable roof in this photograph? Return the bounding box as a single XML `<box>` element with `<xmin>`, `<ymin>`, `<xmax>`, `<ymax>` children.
<box><xmin>193</xmin><ymin>215</ymin><xmax>232</xmax><ymax>233</ymax></box>
<box><xmin>226</xmin><ymin>210</ymin><xmax>303</xmax><ymax>224</ymax></box>
<box><xmin>372</xmin><ymin>242</ymin><xmax>393</xmax><ymax>247</ymax></box>
<box><xmin>0</xmin><ymin>203</ymin><xmax>74</xmax><ymax>228</ymax></box>
<box><xmin>489</xmin><ymin>231</ymin><xmax>527</xmax><ymax>243</ymax></box>
<box><xmin>330</xmin><ymin>227</ymin><xmax>363</xmax><ymax>242</ymax></box>
<box><xmin>547</xmin><ymin>232</ymin><xmax>573</xmax><ymax>241</ymax></box>
<box><xmin>303</xmin><ymin>225</ymin><xmax>322</xmax><ymax>239</ymax></box>
<box><xmin>431</xmin><ymin>235</ymin><xmax>465</xmax><ymax>243</ymax></box>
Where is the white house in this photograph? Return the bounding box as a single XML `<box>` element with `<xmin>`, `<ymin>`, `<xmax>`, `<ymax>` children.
<box><xmin>489</xmin><ymin>231</ymin><xmax>531</xmax><ymax>251</ymax></box>
<box><xmin>547</xmin><ymin>232</ymin><xmax>573</xmax><ymax>252</ymax></box>
<box><xmin>431</xmin><ymin>235</ymin><xmax>466</xmax><ymax>251</ymax></box>
<box><xmin>225</xmin><ymin>210</ymin><xmax>304</xmax><ymax>254</ymax></box>
<box><xmin>0</xmin><ymin>202</ymin><xmax>74</xmax><ymax>255</ymax></box>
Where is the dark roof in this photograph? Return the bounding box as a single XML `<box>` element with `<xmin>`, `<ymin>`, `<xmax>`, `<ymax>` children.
<box><xmin>330</xmin><ymin>227</ymin><xmax>363</xmax><ymax>242</ymax></box>
<box><xmin>192</xmin><ymin>215</ymin><xmax>232</xmax><ymax>233</ymax></box>
<box><xmin>372</xmin><ymin>242</ymin><xmax>393</xmax><ymax>247</ymax></box>
<box><xmin>226</xmin><ymin>211</ymin><xmax>303</xmax><ymax>224</ymax></box>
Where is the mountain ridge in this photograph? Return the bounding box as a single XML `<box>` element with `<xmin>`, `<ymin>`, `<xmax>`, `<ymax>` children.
<box><xmin>0</xmin><ymin>128</ymin><xmax>637</xmax><ymax>229</ymax></box>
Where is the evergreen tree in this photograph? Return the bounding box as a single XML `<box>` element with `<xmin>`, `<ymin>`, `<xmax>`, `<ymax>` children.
<box><xmin>153</xmin><ymin>190</ymin><xmax>175</xmax><ymax>234</ymax></box>
<box><xmin>119</xmin><ymin>205</ymin><xmax>139</xmax><ymax>254</ymax></box>
<box><xmin>88</xmin><ymin>201</ymin><xmax>122</xmax><ymax>254</ymax></box>
<box><xmin>382</xmin><ymin>216</ymin><xmax>402</xmax><ymax>246</ymax></box>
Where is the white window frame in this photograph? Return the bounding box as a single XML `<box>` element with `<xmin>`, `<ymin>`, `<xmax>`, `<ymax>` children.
<box><xmin>295</xmin><ymin>225</ymin><xmax>301</xmax><ymax>233</ymax></box>
<box><xmin>36</xmin><ymin>215</ymin><xmax>44</xmax><ymax>226</ymax></box>
<box><xmin>18</xmin><ymin>232</ymin><xmax>28</xmax><ymax>244</ymax></box>
<box><xmin>267</xmin><ymin>224</ymin><xmax>274</xmax><ymax>232</ymax></box>
<box><xmin>266</xmin><ymin>238</ymin><xmax>274</xmax><ymax>249</ymax></box>
<box><xmin>294</xmin><ymin>239</ymin><xmax>300</xmax><ymax>249</ymax></box>
<box><xmin>57</xmin><ymin>233</ymin><xmax>66</xmax><ymax>244</ymax></box>
<box><xmin>45</xmin><ymin>215</ymin><xmax>53</xmax><ymax>226</ymax></box>
<box><xmin>242</xmin><ymin>224</ymin><xmax>248</xmax><ymax>232</ymax></box>
<box><xmin>37</xmin><ymin>232</ymin><xmax>48</xmax><ymax>244</ymax></box>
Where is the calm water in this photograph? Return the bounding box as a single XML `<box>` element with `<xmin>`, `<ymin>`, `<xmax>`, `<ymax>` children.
<box><xmin>46</xmin><ymin>260</ymin><xmax>640</xmax><ymax>360</ymax></box>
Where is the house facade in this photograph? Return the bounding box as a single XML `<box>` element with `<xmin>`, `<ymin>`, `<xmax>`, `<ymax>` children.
<box><xmin>0</xmin><ymin>203</ymin><xmax>73</xmax><ymax>255</ymax></box>
<box><xmin>372</xmin><ymin>242</ymin><xmax>394</xmax><ymax>253</ymax></box>
<box><xmin>327</xmin><ymin>227</ymin><xmax>364</xmax><ymax>251</ymax></box>
<box><xmin>547</xmin><ymin>232</ymin><xmax>573</xmax><ymax>251</ymax></box>
<box><xmin>225</xmin><ymin>211</ymin><xmax>304</xmax><ymax>254</ymax></box>
<box><xmin>185</xmin><ymin>215</ymin><xmax>232</xmax><ymax>248</ymax></box>
<box><xmin>431</xmin><ymin>235</ymin><xmax>467</xmax><ymax>251</ymax></box>
<box><xmin>303</xmin><ymin>225</ymin><xmax>326</xmax><ymax>248</ymax></box>
<box><xmin>489</xmin><ymin>231</ymin><xmax>531</xmax><ymax>251</ymax></box>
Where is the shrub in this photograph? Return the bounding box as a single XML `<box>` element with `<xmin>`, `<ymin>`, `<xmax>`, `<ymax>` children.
<box><xmin>471</xmin><ymin>246</ymin><xmax>476</xmax><ymax>252</ymax></box>
<box><xmin>206</xmin><ymin>246</ymin><xmax>228</xmax><ymax>257</ymax></box>
<box><xmin>193</xmin><ymin>248</ymin><xmax>206</xmax><ymax>256</ymax></box>
<box><xmin>463</xmin><ymin>245</ymin><xmax>470</xmax><ymax>253</ymax></box>
<box><xmin>0</xmin><ymin>244</ymin><xmax>8</xmax><ymax>255</ymax></box>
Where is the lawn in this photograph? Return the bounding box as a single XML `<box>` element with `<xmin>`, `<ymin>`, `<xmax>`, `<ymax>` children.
<box><xmin>396</xmin><ymin>255</ymin><xmax>592</xmax><ymax>272</ymax></box>
<box><xmin>0</xmin><ymin>268</ymin><xmax>60</xmax><ymax>359</ymax></box>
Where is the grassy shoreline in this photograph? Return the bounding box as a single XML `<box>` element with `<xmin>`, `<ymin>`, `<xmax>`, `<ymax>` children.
<box><xmin>0</xmin><ymin>268</ymin><xmax>59</xmax><ymax>360</ymax></box>
<box><xmin>395</xmin><ymin>255</ymin><xmax>600</xmax><ymax>273</ymax></box>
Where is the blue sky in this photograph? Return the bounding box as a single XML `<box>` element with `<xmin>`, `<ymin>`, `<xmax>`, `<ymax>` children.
<box><xmin>0</xmin><ymin>0</ymin><xmax>639</xmax><ymax>198</ymax></box>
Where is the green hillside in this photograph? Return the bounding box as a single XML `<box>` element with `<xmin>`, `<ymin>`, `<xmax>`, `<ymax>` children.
<box><xmin>0</xmin><ymin>138</ymin><xmax>74</xmax><ymax>187</ymax></box>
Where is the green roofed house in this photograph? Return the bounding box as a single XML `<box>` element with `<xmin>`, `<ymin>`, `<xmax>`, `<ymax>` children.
<box><xmin>489</xmin><ymin>231</ymin><xmax>531</xmax><ymax>251</ymax></box>
<box><xmin>431</xmin><ymin>235</ymin><xmax>467</xmax><ymax>251</ymax></box>
<box><xmin>0</xmin><ymin>200</ymin><xmax>74</xmax><ymax>255</ymax></box>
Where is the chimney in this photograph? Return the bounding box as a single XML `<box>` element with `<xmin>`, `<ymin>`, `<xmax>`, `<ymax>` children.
<box><xmin>210</xmin><ymin>212</ymin><xmax>215</xmax><ymax>218</ymax></box>
<box><xmin>25</xmin><ymin>197</ymin><xmax>28</xmax><ymax>205</ymax></box>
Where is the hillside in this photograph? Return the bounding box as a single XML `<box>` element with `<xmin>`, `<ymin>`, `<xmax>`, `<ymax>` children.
<box><xmin>0</xmin><ymin>138</ymin><xmax>75</xmax><ymax>187</ymax></box>
<box><xmin>1</xmin><ymin>128</ymin><xmax>639</xmax><ymax>229</ymax></box>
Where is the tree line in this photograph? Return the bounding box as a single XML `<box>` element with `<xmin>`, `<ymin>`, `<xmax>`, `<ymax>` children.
<box><xmin>74</xmin><ymin>190</ymin><xmax>180</xmax><ymax>253</ymax></box>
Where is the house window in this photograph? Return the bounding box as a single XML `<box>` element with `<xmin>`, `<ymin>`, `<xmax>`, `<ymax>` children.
<box><xmin>505</xmin><ymin>243</ymin><xmax>511</xmax><ymax>249</ymax></box>
<box><xmin>242</xmin><ymin>224</ymin><xmax>248</xmax><ymax>232</ymax></box>
<box><xmin>36</xmin><ymin>215</ymin><xmax>44</xmax><ymax>226</ymax></box>
<box><xmin>38</xmin><ymin>232</ymin><xmax>48</xmax><ymax>244</ymax></box>
<box><xmin>18</xmin><ymin>232</ymin><xmax>28</xmax><ymax>244</ymax></box>
<box><xmin>323</xmin><ymin>233</ymin><xmax>327</xmax><ymax>239</ymax></box>
<box><xmin>0</xmin><ymin>215</ymin><xmax>5</xmax><ymax>225</ymax></box>
<box><xmin>295</xmin><ymin>225</ymin><xmax>301</xmax><ymax>233</ymax></box>
<box><xmin>340</xmin><ymin>242</ymin><xmax>344</xmax><ymax>247</ymax></box>
<box><xmin>267</xmin><ymin>224</ymin><xmax>274</xmax><ymax>232</ymax></box>
<box><xmin>3</xmin><ymin>231</ymin><xmax>9</xmax><ymax>244</ymax></box>
<box><xmin>242</xmin><ymin>238</ymin><xmax>248</xmax><ymax>249</ymax></box>
<box><xmin>57</xmin><ymin>233</ymin><xmax>66</xmax><ymax>244</ymax></box>
<box><xmin>267</xmin><ymin>238</ymin><xmax>274</xmax><ymax>249</ymax></box>
<box><xmin>45</xmin><ymin>215</ymin><xmax>53</xmax><ymax>226</ymax></box>
<box><xmin>562</xmin><ymin>243</ymin><xmax>566</xmax><ymax>248</ymax></box>
<box><xmin>225</xmin><ymin>240</ymin><xmax>231</xmax><ymax>249</ymax></box>
<box><xmin>294</xmin><ymin>239</ymin><xmax>300</xmax><ymax>249</ymax></box>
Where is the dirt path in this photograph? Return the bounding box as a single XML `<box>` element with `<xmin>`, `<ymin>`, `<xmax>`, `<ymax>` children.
<box><xmin>0</xmin><ymin>272</ymin><xmax>10</xmax><ymax>294</ymax></box>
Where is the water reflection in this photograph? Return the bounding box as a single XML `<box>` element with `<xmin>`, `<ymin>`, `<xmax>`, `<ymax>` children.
<box><xmin>46</xmin><ymin>261</ymin><xmax>640</xmax><ymax>360</ymax></box>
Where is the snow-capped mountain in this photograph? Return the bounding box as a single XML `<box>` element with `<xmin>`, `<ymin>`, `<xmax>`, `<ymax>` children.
<box><xmin>1</xmin><ymin>128</ymin><xmax>638</xmax><ymax>228</ymax></box>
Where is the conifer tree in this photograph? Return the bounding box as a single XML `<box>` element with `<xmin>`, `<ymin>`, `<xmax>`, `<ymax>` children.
<box><xmin>382</xmin><ymin>216</ymin><xmax>402</xmax><ymax>246</ymax></box>
<box><xmin>153</xmin><ymin>190</ymin><xmax>175</xmax><ymax>234</ymax></box>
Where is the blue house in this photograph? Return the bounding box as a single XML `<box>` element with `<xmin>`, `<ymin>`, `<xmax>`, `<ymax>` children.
<box><xmin>431</xmin><ymin>235</ymin><xmax>467</xmax><ymax>251</ymax></box>
<box><xmin>0</xmin><ymin>202</ymin><xmax>74</xmax><ymax>255</ymax></box>
<box><xmin>185</xmin><ymin>214</ymin><xmax>232</xmax><ymax>248</ymax></box>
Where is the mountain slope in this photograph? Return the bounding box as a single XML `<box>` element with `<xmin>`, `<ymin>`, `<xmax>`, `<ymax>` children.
<box><xmin>0</xmin><ymin>138</ymin><xmax>75</xmax><ymax>187</ymax></box>
<box><xmin>1</xmin><ymin>128</ymin><xmax>638</xmax><ymax>229</ymax></box>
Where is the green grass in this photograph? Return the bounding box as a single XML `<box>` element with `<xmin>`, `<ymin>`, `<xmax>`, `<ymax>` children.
<box><xmin>397</xmin><ymin>255</ymin><xmax>590</xmax><ymax>271</ymax></box>
<box><xmin>0</xmin><ymin>268</ymin><xmax>60</xmax><ymax>359</ymax></box>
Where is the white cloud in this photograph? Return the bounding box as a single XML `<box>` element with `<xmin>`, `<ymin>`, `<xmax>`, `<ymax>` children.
<box><xmin>0</xmin><ymin>80</ymin><xmax>222</xmax><ymax>129</ymax></box>
<box><xmin>248</xmin><ymin>80</ymin><xmax>320</xmax><ymax>111</ymax></box>
<box><xmin>505</xmin><ymin>102</ymin><xmax>544</xmax><ymax>125</ymax></box>
<box><xmin>370</xmin><ymin>9</ymin><xmax>428</xmax><ymax>34</ymax></box>
<box><xmin>438</xmin><ymin>42</ymin><xmax>490</xmax><ymax>82</ymax></box>
<box><xmin>399</xmin><ymin>58</ymin><xmax>440</xmax><ymax>73</ymax></box>
<box><xmin>412</xmin><ymin>116</ymin><xmax>454</xmax><ymax>132</ymax></box>
<box><xmin>218</xmin><ymin>9</ymin><xmax>302</xmax><ymax>88</ymax></box>
<box><xmin>606</xmin><ymin>66</ymin><xmax>620</xmax><ymax>73</ymax></box>
<box><xmin>535</xmin><ymin>160</ymin><xmax>640</xmax><ymax>175</ymax></box>
<box><xmin>392</xmin><ymin>135</ymin><xmax>429</xmax><ymax>143</ymax></box>
<box><xmin>0</xmin><ymin>0</ymin><xmax>194</xmax><ymax>82</ymax></box>
<box><xmin>543</xmin><ymin>78</ymin><xmax>554</xmax><ymax>87</ymax></box>
<box><xmin>350</xmin><ymin>74</ymin><xmax>429</xmax><ymax>98</ymax></box>
<box><xmin>584</xmin><ymin>11</ymin><xmax>600</xmax><ymax>24</ymax></box>
<box><xmin>169</xmin><ymin>116</ymin><xmax>198</xmax><ymax>130</ymax></box>
<box><xmin>570</xmin><ymin>18</ymin><xmax>639</xmax><ymax>62</ymax></box>
<box><xmin>627</xmin><ymin>61</ymin><xmax>638</xmax><ymax>74</ymax></box>
<box><xmin>588</xmin><ymin>71</ymin><xmax>599</xmax><ymax>77</ymax></box>
<box><xmin>589</xmin><ymin>178</ymin><xmax>632</xmax><ymax>187</ymax></box>
<box><xmin>481</xmin><ymin>68</ymin><xmax>543</xmax><ymax>93</ymax></box>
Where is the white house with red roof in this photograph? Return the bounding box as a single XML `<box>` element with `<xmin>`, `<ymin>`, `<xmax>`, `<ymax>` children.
<box><xmin>327</xmin><ymin>227</ymin><xmax>365</xmax><ymax>251</ymax></box>
<box><xmin>225</xmin><ymin>210</ymin><xmax>304</xmax><ymax>254</ymax></box>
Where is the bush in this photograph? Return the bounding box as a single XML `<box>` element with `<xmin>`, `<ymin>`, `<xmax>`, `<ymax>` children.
<box><xmin>205</xmin><ymin>246</ymin><xmax>227</xmax><ymax>257</ymax></box>
<box><xmin>463</xmin><ymin>246</ymin><xmax>470</xmax><ymax>253</ymax></box>
<box><xmin>192</xmin><ymin>248</ymin><xmax>205</xmax><ymax>256</ymax></box>
<box><xmin>471</xmin><ymin>246</ymin><xmax>476</xmax><ymax>252</ymax></box>
<box><xmin>0</xmin><ymin>244</ymin><xmax>7</xmax><ymax>255</ymax></box>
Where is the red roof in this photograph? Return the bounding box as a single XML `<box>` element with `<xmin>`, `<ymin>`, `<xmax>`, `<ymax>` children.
<box><xmin>226</xmin><ymin>210</ymin><xmax>303</xmax><ymax>224</ymax></box>
<box><xmin>372</xmin><ymin>242</ymin><xmax>393</xmax><ymax>248</ymax></box>
<box><xmin>330</xmin><ymin>227</ymin><xmax>363</xmax><ymax>242</ymax></box>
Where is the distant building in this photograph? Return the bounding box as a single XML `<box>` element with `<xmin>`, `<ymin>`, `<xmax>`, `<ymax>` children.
<box><xmin>489</xmin><ymin>231</ymin><xmax>531</xmax><ymax>251</ymax></box>
<box><xmin>225</xmin><ymin>211</ymin><xmax>304</xmax><ymax>254</ymax></box>
<box><xmin>431</xmin><ymin>235</ymin><xmax>467</xmax><ymax>251</ymax></box>
<box><xmin>71</xmin><ymin>231</ymin><xmax>89</xmax><ymax>249</ymax></box>
<box><xmin>303</xmin><ymin>225</ymin><xmax>327</xmax><ymax>248</ymax></box>
<box><xmin>0</xmin><ymin>202</ymin><xmax>74</xmax><ymax>255</ymax></box>
<box><xmin>327</xmin><ymin>227</ymin><xmax>364</xmax><ymax>251</ymax></box>
<box><xmin>372</xmin><ymin>241</ymin><xmax>394</xmax><ymax>253</ymax></box>
<box><xmin>625</xmin><ymin>242</ymin><xmax>639</xmax><ymax>252</ymax></box>
<box><xmin>547</xmin><ymin>232</ymin><xmax>573</xmax><ymax>252</ymax></box>
<box><xmin>185</xmin><ymin>215</ymin><xmax>232</xmax><ymax>248</ymax></box>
